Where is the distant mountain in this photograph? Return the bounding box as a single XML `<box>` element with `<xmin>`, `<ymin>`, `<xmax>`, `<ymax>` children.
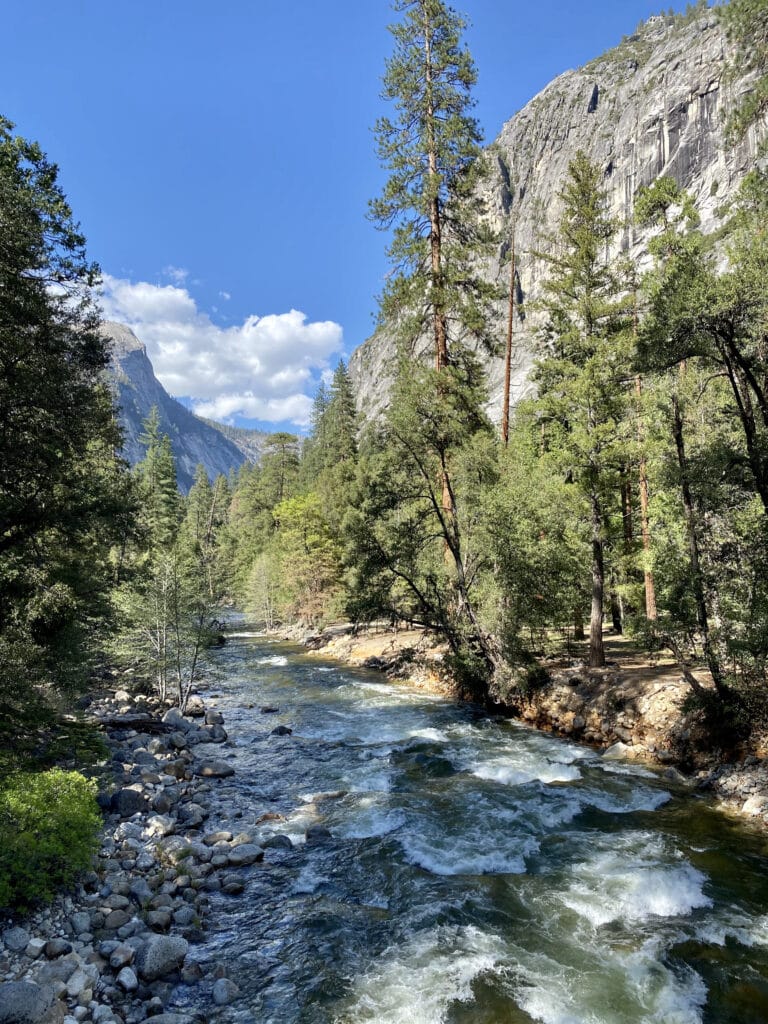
<box><xmin>102</xmin><ymin>321</ymin><xmax>255</xmax><ymax>492</ymax></box>
<box><xmin>198</xmin><ymin>418</ymin><xmax>269</xmax><ymax>462</ymax></box>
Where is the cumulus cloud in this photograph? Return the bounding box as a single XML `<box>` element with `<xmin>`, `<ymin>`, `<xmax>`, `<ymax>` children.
<box><xmin>99</xmin><ymin>274</ymin><xmax>343</xmax><ymax>428</ymax></box>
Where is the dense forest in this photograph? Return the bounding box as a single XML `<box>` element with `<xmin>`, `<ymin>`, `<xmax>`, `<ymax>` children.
<box><xmin>1</xmin><ymin>0</ymin><xmax>767</xmax><ymax>905</ymax></box>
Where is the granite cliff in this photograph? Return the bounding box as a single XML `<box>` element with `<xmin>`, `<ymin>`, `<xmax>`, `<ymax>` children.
<box><xmin>349</xmin><ymin>8</ymin><xmax>764</xmax><ymax>422</ymax></box>
<box><xmin>102</xmin><ymin>322</ymin><xmax>261</xmax><ymax>492</ymax></box>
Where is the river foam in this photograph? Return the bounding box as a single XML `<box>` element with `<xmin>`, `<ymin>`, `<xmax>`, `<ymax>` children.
<box><xmin>337</xmin><ymin>925</ymin><xmax>506</xmax><ymax>1023</ymax></box>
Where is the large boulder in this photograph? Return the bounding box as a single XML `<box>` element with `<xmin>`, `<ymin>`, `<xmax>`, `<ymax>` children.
<box><xmin>227</xmin><ymin>844</ymin><xmax>264</xmax><ymax>867</ymax></box>
<box><xmin>135</xmin><ymin>936</ymin><xmax>188</xmax><ymax>981</ymax></box>
<box><xmin>0</xmin><ymin>983</ymin><xmax>57</xmax><ymax>1024</ymax></box>
<box><xmin>162</xmin><ymin>709</ymin><xmax>191</xmax><ymax>733</ymax></box>
<box><xmin>111</xmin><ymin>788</ymin><xmax>147</xmax><ymax>817</ymax></box>
<box><xmin>2</xmin><ymin>928</ymin><xmax>30</xmax><ymax>953</ymax></box>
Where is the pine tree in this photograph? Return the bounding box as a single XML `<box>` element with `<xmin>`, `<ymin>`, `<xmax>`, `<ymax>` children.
<box><xmin>0</xmin><ymin>116</ymin><xmax>132</xmax><ymax>739</ymax></box>
<box><xmin>135</xmin><ymin>408</ymin><xmax>181</xmax><ymax>549</ymax></box>
<box><xmin>325</xmin><ymin>360</ymin><xmax>358</xmax><ymax>466</ymax></box>
<box><xmin>370</xmin><ymin>0</ymin><xmax>498</xmax><ymax>363</ymax></box>
<box><xmin>534</xmin><ymin>152</ymin><xmax>633</xmax><ymax>668</ymax></box>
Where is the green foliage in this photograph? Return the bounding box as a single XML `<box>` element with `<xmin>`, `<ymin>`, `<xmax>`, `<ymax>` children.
<box><xmin>0</xmin><ymin>769</ymin><xmax>100</xmax><ymax>911</ymax></box>
<box><xmin>370</xmin><ymin>0</ymin><xmax>501</xmax><ymax>353</ymax></box>
<box><xmin>0</xmin><ymin>116</ymin><xmax>134</xmax><ymax>744</ymax></box>
<box><xmin>136</xmin><ymin>407</ymin><xmax>182</xmax><ymax>548</ymax></box>
<box><xmin>717</xmin><ymin>0</ymin><xmax>768</xmax><ymax>144</ymax></box>
<box><xmin>343</xmin><ymin>355</ymin><xmax>498</xmax><ymax>696</ymax></box>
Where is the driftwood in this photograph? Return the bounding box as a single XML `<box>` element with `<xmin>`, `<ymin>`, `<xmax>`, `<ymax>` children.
<box><xmin>96</xmin><ymin>714</ymin><xmax>174</xmax><ymax>733</ymax></box>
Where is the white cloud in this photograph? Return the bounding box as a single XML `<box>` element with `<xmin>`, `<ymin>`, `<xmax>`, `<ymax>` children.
<box><xmin>162</xmin><ymin>265</ymin><xmax>189</xmax><ymax>285</ymax></box>
<box><xmin>99</xmin><ymin>274</ymin><xmax>343</xmax><ymax>428</ymax></box>
<box><xmin>219</xmin><ymin>290</ymin><xmax>231</xmax><ymax>301</ymax></box>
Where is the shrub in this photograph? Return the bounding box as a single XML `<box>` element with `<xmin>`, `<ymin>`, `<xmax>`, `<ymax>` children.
<box><xmin>0</xmin><ymin>769</ymin><xmax>101</xmax><ymax>910</ymax></box>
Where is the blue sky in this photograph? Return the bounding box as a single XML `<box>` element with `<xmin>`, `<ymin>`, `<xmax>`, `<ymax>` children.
<box><xmin>3</xmin><ymin>0</ymin><xmax>695</xmax><ymax>430</ymax></box>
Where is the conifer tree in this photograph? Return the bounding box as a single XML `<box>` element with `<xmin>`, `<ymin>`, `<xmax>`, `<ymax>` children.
<box><xmin>0</xmin><ymin>116</ymin><xmax>131</xmax><ymax>736</ymax></box>
<box><xmin>136</xmin><ymin>407</ymin><xmax>181</xmax><ymax>548</ymax></box>
<box><xmin>535</xmin><ymin>152</ymin><xmax>632</xmax><ymax>668</ymax></box>
<box><xmin>370</xmin><ymin>0</ymin><xmax>498</xmax><ymax>362</ymax></box>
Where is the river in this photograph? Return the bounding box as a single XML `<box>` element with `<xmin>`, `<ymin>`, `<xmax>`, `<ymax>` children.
<box><xmin>190</xmin><ymin>631</ymin><xmax>768</xmax><ymax>1024</ymax></box>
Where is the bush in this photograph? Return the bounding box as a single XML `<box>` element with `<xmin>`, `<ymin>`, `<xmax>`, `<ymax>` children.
<box><xmin>0</xmin><ymin>769</ymin><xmax>101</xmax><ymax>910</ymax></box>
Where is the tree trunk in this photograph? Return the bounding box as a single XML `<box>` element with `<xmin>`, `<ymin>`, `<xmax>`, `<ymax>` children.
<box><xmin>589</xmin><ymin>486</ymin><xmax>606</xmax><ymax>667</ymax></box>
<box><xmin>573</xmin><ymin>609</ymin><xmax>586</xmax><ymax>642</ymax></box>
<box><xmin>671</xmin><ymin>387</ymin><xmax>726</xmax><ymax>696</ymax></box>
<box><xmin>635</xmin><ymin>376</ymin><xmax>657</xmax><ymax>620</ymax></box>
<box><xmin>609</xmin><ymin>572</ymin><xmax>623</xmax><ymax>635</ymax></box>
<box><xmin>422</xmin><ymin>2</ymin><xmax>448</xmax><ymax>374</ymax></box>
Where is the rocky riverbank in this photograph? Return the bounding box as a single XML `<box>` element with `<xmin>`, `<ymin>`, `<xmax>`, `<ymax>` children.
<box><xmin>0</xmin><ymin>688</ymin><xmax>258</xmax><ymax>1024</ymax></box>
<box><xmin>290</xmin><ymin>623</ymin><xmax>768</xmax><ymax>834</ymax></box>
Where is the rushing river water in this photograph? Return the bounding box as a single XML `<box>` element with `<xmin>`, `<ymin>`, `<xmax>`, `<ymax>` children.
<box><xmin>191</xmin><ymin>632</ymin><xmax>768</xmax><ymax>1024</ymax></box>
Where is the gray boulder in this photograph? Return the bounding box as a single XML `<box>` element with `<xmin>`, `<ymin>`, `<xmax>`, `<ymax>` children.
<box><xmin>2</xmin><ymin>928</ymin><xmax>30</xmax><ymax>953</ymax></box>
<box><xmin>0</xmin><ymin>983</ymin><xmax>56</xmax><ymax>1024</ymax></box>
<box><xmin>111</xmin><ymin>789</ymin><xmax>147</xmax><ymax>817</ymax></box>
<box><xmin>162</xmin><ymin>709</ymin><xmax>191</xmax><ymax>733</ymax></box>
<box><xmin>212</xmin><ymin>978</ymin><xmax>240</xmax><ymax>1006</ymax></box>
<box><xmin>227</xmin><ymin>844</ymin><xmax>263</xmax><ymax>867</ymax></box>
<box><xmin>135</xmin><ymin>935</ymin><xmax>188</xmax><ymax>981</ymax></box>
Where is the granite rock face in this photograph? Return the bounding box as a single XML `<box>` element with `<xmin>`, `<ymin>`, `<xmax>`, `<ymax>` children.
<box><xmin>102</xmin><ymin>322</ymin><xmax>264</xmax><ymax>492</ymax></box>
<box><xmin>349</xmin><ymin>10</ymin><xmax>764</xmax><ymax>423</ymax></box>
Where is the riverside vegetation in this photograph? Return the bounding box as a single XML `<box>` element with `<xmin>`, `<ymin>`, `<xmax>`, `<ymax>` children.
<box><xmin>0</xmin><ymin>0</ymin><xmax>768</xmax><ymax>964</ymax></box>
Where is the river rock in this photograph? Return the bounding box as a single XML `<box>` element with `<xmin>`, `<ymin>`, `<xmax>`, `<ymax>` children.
<box><xmin>104</xmin><ymin>910</ymin><xmax>131</xmax><ymax>931</ymax></box>
<box><xmin>112</xmin><ymin>789</ymin><xmax>147</xmax><ymax>817</ymax></box>
<box><xmin>146</xmin><ymin>815</ymin><xmax>176</xmax><ymax>838</ymax></box>
<box><xmin>162</xmin><ymin>709</ymin><xmax>191</xmax><ymax>733</ymax></box>
<box><xmin>44</xmin><ymin>940</ymin><xmax>73</xmax><ymax>960</ymax></box>
<box><xmin>227</xmin><ymin>844</ymin><xmax>263</xmax><ymax>867</ymax></box>
<box><xmin>70</xmin><ymin>913</ymin><xmax>90</xmax><ymax>936</ymax></box>
<box><xmin>742</xmin><ymin>794</ymin><xmax>768</xmax><ymax>817</ymax></box>
<box><xmin>211</xmin><ymin>978</ymin><xmax>240</xmax><ymax>1006</ymax></box>
<box><xmin>25</xmin><ymin>939</ymin><xmax>46</xmax><ymax>960</ymax></box>
<box><xmin>263</xmin><ymin>834</ymin><xmax>293</xmax><ymax>851</ymax></box>
<box><xmin>140</xmin><ymin>1016</ymin><xmax>194</xmax><ymax>1024</ymax></box>
<box><xmin>204</xmin><ymin>711</ymin><xmax>224</xmax><ymax>726</ymax></box>
<box><xmin>108</xmin><ymin>945</ymin><xmax>134</xmax><ymax>970</ymax></box>
<box><xmin>115</xmin><ymin>968</ymin><xmax>138</xmax><ymax>994</ymax></box>
<box><xmin>270</xmin><ymin>725</ymin><xmax>292</xmax><ymax>737</ymax></box>
<box><xmin>135</xmin><ymin>936</ymin><xmax>188</xmax><ymax>981</ymax></box>
<box><xmin>305</xmin><ymin>825</ymin><xmax>332</xmax><ymax>844</ymax></box>
<box><xmin>602</xmin><ymin>741</ymin><xmax>632</xmax><ymax>761</ymax></box>
<box><xmin>0</xmin><ymin>982</ymin><xmax>56</xmax><ymax>1024</ymax></box>
<box><xmin>194</xmin><ymin>760</ymin><xmax>234</xmax><ymax>779</ymax></box>
<box><xmin>184</xmin><ymin>696</ymin><xmax>206</xmax><ymax>717</ymax></box>
<box><xmin>2</xmin><ymin>928</ymin><xmax>30</xmax><ymax>953</ymax></box>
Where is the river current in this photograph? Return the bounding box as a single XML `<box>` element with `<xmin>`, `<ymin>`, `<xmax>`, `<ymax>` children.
<box><xmin>191</xmin><ymin>632</ymin><xmax>768</xmax><ymax>1024</ymax></box>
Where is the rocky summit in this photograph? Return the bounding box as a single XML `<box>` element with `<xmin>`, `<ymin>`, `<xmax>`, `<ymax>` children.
<box><xmin>349</xmin><ymin>8</ymin><xmax>764</xmax><ymax>422</ymax></box>
<box><xmin>102</xmin><ymin>322</ymin><xmax>265</xmax><ymax>493</ymax></box>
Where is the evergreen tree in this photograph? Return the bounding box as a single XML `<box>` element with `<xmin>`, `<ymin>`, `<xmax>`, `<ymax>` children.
<box><xmin>370</xmin><ymin>0</ymin><xmax>499</xmax><ymax>362</ymax></box>
<box><xmin>136</xmin><ymin>408</ymin><xmax>181</xmax><ymax>548</ymax></box>
<box><xmin>0</xmin><ymin>116</ymin><xmax>132</xmax><ymax>740</ymax></box>
<box><xmin>534</xmin><ymin>152</ymin><xmax>633</xmax><ymax>668</ymax></box>
<box><xmin>325</xmin><ymin>360</ymin><xmax>359</xmax><ymax>466</ymax></box>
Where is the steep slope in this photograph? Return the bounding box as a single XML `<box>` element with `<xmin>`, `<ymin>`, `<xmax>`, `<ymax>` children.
<box><xmin>103</xmin><ymin>321</ymin><xmax>248</xmax><ymax>492</ymax></box>
<box><xmin>197</xmin><ymin>418</ymin><xmax>270</xmax><ymax>462</ymax></box>
<box><xmin>349</xmin><ymin>8</ymin><xmax>763</xmax><ymax>422</ymax></box>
